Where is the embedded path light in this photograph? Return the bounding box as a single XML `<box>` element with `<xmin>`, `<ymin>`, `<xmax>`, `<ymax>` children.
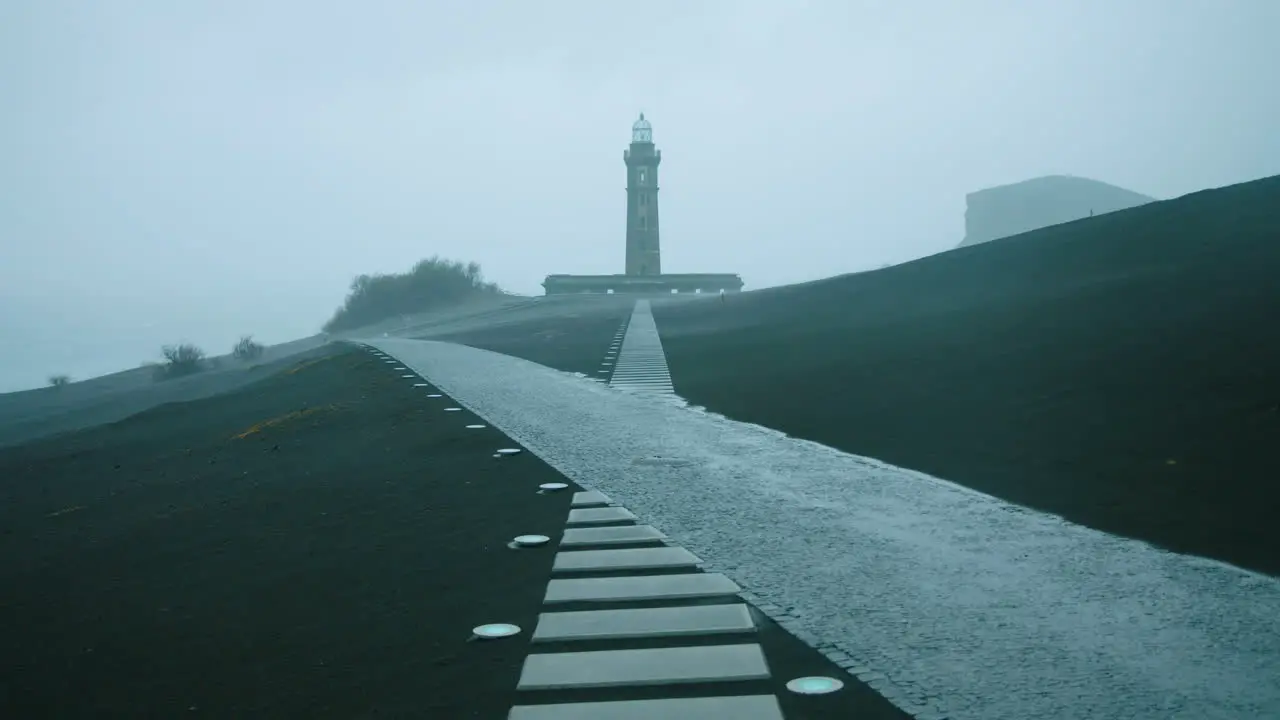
<box><xmin>786</xmin><ymin>676</ymin><xmax>844</xmax><ymax>695</ymax></box>
<box><xmin>465</xmin><ymin>424</ymin><xmax>486</xmax><ymax>429</ymax></box>
<box><xmin>495</xmin><ymin>448</ymin><xmax>522</xmax><ymax>456</ymax></box>
<box><xmin>473</xmin><ymin>623</ymin><xmax>521</xmax><ymax>640</ymax></box>
<box><xmin>510</xmin><ymin>534</ymin><xmax>551</xmax><ymax>548</ymax></box>
<box><xmin>539</xmin><ymin>482</ymin><xmax>568</xmax><ymax>492</ymax></box>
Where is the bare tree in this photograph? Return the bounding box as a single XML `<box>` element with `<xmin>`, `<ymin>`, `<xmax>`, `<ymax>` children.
<box><xmin>232</xmin><ymin>335</ymin><xmax>265</xmax><ymax>362</ymax></box>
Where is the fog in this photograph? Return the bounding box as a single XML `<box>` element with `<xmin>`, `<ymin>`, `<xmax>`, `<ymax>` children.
<box><xmin>3</xmin><ymin>0</ymin><xmax>1278</xmax><ymax>392</ymax></box>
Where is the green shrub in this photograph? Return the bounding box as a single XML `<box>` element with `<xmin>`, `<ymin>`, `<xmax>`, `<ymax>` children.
<box><xmin>155</xmin><ymin>343</ymin><xmax>206</xmax><ymax>380</ymax></box>
<box><xmin>322</xmin><ymin>256</ymin><xmax>503</xmax><ymax>333</ymax></box>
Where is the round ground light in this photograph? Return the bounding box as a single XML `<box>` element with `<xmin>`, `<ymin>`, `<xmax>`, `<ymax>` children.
<box><xmin>495</xmin><ymin>448</ymin><xmax>522</xmax><ymax>456</ymax></box>
<box><xmin>512</xmin><ymin>534</ymin><xmax>550</xmax><ymax>547</ymax></box>
<box><xmin>465</xmin><ymin>424</ymin><xmax>486</xmax><ymax>429</ymax></box>
<box><xmin>444</xmin><ymin>407</ymin><xmax>461</xmax><ymax>412</ymax></box>
<box><xmin>539</xmin><ymin>482</ymin><xmax>568</xmax><ymax>491</ymax></box>
<box><xmin>785</xmin><ymin>676</ymin><xmax>845</xmax><ymax>695</ymax></box>
<box><xmin>427</xmin><ymin>394</ymin><xmax>442</xmax><ymax>398</ymax></box>
<box><xmin>472</xmin><ymin>623</ymin><xmax>520</xmax><ymax>640</ymax></box>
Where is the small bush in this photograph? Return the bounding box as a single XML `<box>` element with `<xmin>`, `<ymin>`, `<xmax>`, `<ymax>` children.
<box><xmin>233</xmin><ymin>335</ymin><xmax>265</xmax><ymax>362</ymax></box>
<box><xmin>48</xmin><ymin>374</ymin><xmax>71</xmax><ymax>387</ymax></box>
<box><xmin>155</xmin><ymin>343</ymin><xmax>206</xmax><ymax>380</ymax></box>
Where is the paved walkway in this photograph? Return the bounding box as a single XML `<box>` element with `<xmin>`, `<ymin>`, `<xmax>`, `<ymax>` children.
<box><xmin>607</xmin><ymin>301</ymin><xmax>675</xmax><ymax>395</ymax></box>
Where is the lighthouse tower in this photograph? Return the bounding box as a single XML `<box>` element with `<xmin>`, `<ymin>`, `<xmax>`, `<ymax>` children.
<box><xmin>539</xmin><ymin>113</ymin><xmax>743</xmax><ymax>295</ymax></box>
<box><xmin>624</xmin><ymin>113</ymin><xmax>661</xmax><ymax>276</ymax></box>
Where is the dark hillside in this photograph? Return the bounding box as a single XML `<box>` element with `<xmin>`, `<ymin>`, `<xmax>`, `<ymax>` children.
<box><xmin>656</xmin><ymin>175</ymin><xmax>1280</xmax><ymax>576</ymax></box>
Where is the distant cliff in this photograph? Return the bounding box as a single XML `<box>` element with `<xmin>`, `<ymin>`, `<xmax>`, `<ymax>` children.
<box><xmin>959</xmin><ymin>175</ymin><xmax>1155</xmax><ymax>248</ymax></box>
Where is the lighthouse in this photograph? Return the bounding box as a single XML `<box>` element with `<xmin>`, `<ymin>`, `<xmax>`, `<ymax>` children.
<box><xmin>540</xmin><ymin>114</ymin><xmax>743</xmax><ymax>295</ymax></box>
<box><xmin>624</xmin><ymin>113</ymin><xmax>661</xmax><ymax>276</ymax></box>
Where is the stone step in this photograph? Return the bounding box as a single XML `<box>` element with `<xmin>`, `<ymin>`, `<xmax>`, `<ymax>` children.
<box><xmin>570</xmin><ymin>490</ymin><xmax>612</xmax><ymax>508</ymax></box>
<box><xmin>509</xmin><ymin>695</ymin><xmax>784</xmax><ymax>720</ymax></box>
<box><xmin>552</xmin><ymin>546</ymin><xmax>700</xmax><ymax>573</ymax></box>
<box><xmin>543</xmin><ymin>572</ymin><xmax>741</xmax><ymax>604</ymax></box>
<box><xmin>516</xmin><ymin>643</ymin><xmax>770</xmax><ymax>690</ymax></box>
<box><xmin>560</xmin><ymin>524</ymin><xmax>666</xmax><ymax>547</ymax></box>
<box><xmin>531</xmin><ymin>603</ymin><xmax>755</xmax><ymax>643</ymax></box>
<box><xmin>566</xmin><ymin>507</ymin><xmax>637</xmax><ymax>526</ymax></box>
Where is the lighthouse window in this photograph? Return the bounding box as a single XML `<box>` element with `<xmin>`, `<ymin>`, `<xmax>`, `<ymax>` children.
<box><xmin>639</xmin><ymin>193</ymin><xmax>647</xmax><ymax>206</ymax></box>
<box><xmin>639</xmin><ymin>216</ymin><xmax>647</xmax><ymax>230</ymax></box>
<box><xmin>638</xmin><ymin>169</ymin><xmax>646</xmax><ymax>184</ymax></box>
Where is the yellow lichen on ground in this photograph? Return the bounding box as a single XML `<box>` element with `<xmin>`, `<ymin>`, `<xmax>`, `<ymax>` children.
<box><xmin>284</xmin><ymin>356</ymin><xmax>330</xmax><ymax>376</ymax></box>
<box><xmin>232</xmin><ymin>405</ymin><xmax>337</xmax><ymax>439</ymax></box>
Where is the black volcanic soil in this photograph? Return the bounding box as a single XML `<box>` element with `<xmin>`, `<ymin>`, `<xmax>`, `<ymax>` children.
<box><xmin>0</xmin><ymin>339</ymin><xmax>333</xmax><ymax>451</ymax></box>
<box><xmin>654</xmin><ymin>175</ymin><xmax>1280</xmax><ymax>577</ymax></box>
<box><xmin>427</xmin><ymin>303</ymin><xmax>633</xmax><ymax>378</ymax></box>
<box><xmin>0</xmin><ymin>347</ymin><xmax>576</xmax><ymax>718</ymax></box>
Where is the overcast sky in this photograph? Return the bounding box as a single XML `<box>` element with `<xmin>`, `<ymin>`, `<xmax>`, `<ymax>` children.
<box><xmin>3</xmin><ymin>0</ymin><xmax>1278</xmax><ymax>392</ymax></box>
